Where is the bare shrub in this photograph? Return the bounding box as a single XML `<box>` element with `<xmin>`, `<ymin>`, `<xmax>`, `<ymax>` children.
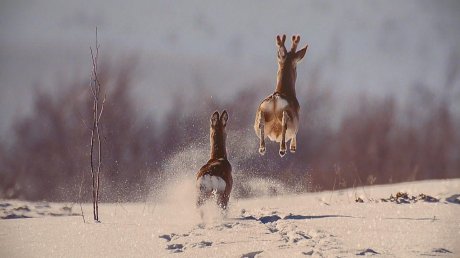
<box><xmin>0</xmin><ymin>61</ymin><xmax>159</xmax><ymax>201</ymax></box>
<box><xmin>0</xmin><ymin>62</ymin><xmax>459</xmax><ymax>201</ymax></box>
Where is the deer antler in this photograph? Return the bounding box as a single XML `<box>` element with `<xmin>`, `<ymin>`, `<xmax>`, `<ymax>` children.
<box><xmin>276</xmin><ymin>34</ymin><xmax>286</xmax><ymax>47</ymax></box>
<box><xmin>291</xmin><ymin>35</ymin><xmax>300</xmax><ymax>52</ymax></box>
<box><xmin>276</xmin><ymin>34</ymin><xmax>287</xmax><ymax>58</ymax></box>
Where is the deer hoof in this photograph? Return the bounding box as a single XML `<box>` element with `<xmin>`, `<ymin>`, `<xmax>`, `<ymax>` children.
<box><xmin>290</xmin><ymin>147</ymin><xmax>296</xmax><ymax>153</ymax></box>
<box><xmin>259</xmin><ymin>146</ymin><xmax>266</xmax><ymax>155</ymax></box>
<box><xmin>279</xmin><ymin>149</ymin><xmax>286</xmax><ymax>157</ymax></box>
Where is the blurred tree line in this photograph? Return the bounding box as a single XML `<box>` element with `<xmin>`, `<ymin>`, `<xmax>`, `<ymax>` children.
<box><xmin>0</xmin><ymin>61</ymin><xmax>459</xmax><ymax>201</ymax></box>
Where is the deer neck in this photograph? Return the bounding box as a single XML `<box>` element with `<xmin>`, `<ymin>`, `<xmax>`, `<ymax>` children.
<box><xmin>210</xmin><ymin>133</ymin><xmax>227</xmax><ymax>160</ymax></box>
<box><xmin>275</xmin><ymin>63</ymin><xmax>297</xmax><ymax>97</ymax></box>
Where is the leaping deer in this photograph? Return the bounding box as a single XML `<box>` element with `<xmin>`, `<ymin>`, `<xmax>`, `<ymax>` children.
<box><xmin>254</xmin><ymin>34</ymin><xmax>308</xmax><ymax>157</ymax></box>
<box><xmin>196</xmin><ymin>110</ymin><xmax>233</xmax><ymax>211</ymax></box>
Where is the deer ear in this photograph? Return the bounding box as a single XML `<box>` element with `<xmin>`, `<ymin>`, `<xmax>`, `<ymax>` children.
<box><xmin>295</xmin><ymin>45</ymin><xmax>308</xmax><ymax>62</ymax></box>
<box><xmin>211</xmin><ymin>111</ymin><xmax>219</xmax><ymax>127</ymax></box>
<box><xmin>220</xmin><ymin>110</ymin><xmax>228</xmax><ymax>126</ymax></box>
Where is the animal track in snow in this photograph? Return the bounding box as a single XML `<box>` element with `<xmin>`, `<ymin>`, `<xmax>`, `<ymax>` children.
<box><xmin>158</xmin><ymin>234</ymin><xmax>173</xmax><ymax>242</ymax></box>
<box><xmin>159</xmin><ymin>233</ymin><xmax>190</xmax><ymax>242</ymax></box>
<box><xmin>159</xmin><ymin>210</ymin><xmax>345</xmax><ymax>255</ymax></box>
<box><xmin>243</xmin><ymin>210</ymin><xmax>343</xmax><ymax>255</ymax></box>
<box><xmin>241</xmin><ymin>250</ymin><xmax>263</xmax><ymax>258</ymax></box>
<box><xmin>166</xmin><ymin>243</ymin><xmax>184</xmax><ymax>253</ymax></box>
<box><xmin>432</xmin><ymin>248</ymin><xmax>452</xmax><ymax>253</ymax></box>
<box><xmin>356</xmin><ymin>248</ymin><xmax>380</xmax><ymax>256</ymax></box>
<box><xmin>160</xmin><ymin>227</ymin><xmax>215</xmax><ymax>254</ymax></box>
<box><xmin>419</xmin><ymin>248</ymin><xmax>453</xmax><ymax>256</ymax></box>
<box><xmin>189</xmin><ymin>240</ymin><xmax>213</xmax><ymax>248</ymax></box>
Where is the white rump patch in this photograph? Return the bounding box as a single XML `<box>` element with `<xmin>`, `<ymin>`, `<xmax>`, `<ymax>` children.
<box><xmin>275</xmin><ymin>97</ymin><xmax>289</xmax><ymax>112</ymax></box>
<box><xmin>197</xmin><ymin>175</ymin><xmax>226</xmax><ymax>193</ymax></box>
<box><xmin>260</xmin><ymin>95</ymin><xmax>289</xmax><ymax>114</ymax></box>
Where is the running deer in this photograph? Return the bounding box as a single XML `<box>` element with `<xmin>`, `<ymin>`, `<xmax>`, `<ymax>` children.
<box><xmin>196</xmin><ymin>110</ymin><xmax>233</xmax><ymax>211</ymax></box>
<box><xmin>254</xmin><ymin>34</ymin><xmax>308</xmax><ymax>157</ymax></box>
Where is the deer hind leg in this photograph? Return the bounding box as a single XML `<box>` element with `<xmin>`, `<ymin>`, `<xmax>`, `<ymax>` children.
<box><xmin>290</xmin><ymin>135</ymin><xmax>297</xmax><ymax>153</ymax></box>
<box><xmin>279</xmin><ymin>111</ymin><xmax>289</xmax><ymax>157</ymax></box>
<box><xmin>196</xmin><ymin>191</ymin><xmax>206</xmax><ymax>208</ymax></box>
<box><xmin>197</xmin><ymin>191</ymin><xmax>211</xmax><ymax>220</ymax></box>
<box><xmin>217</xmin><ymin>193</ymin><xmax>230</xmax><ymax>211</ymax></box>
<box><xmin>257</xmin><ymin>110</ymin><xmax>266</xmax><ymax>155</ymax></box>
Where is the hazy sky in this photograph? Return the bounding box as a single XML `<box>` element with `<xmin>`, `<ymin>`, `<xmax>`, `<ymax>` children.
<box><xmin>1</xmin><ymin>0</ymin><xmax>459</xmax><ymax>137</ymax></box>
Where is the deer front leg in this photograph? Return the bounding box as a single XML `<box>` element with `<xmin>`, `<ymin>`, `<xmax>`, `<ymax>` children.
<box><xmin>280</xmin><ymin>111</ymin><xmax>289</xmax><ymax>157</ymax></box>
<box><xmin>290</xmin><ymin>135</ymin><xmax>296</xmax><ymax>153</ymax></box>
<box><xmin>257</xmin><ymin>110</ymin><xmax>266</xmax><ymax>155</ymax></box>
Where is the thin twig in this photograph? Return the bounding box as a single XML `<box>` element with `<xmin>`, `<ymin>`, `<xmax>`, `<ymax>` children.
<box><xmin>78</xmin><ymin>167</ymin><xmax>86</xmax><ymax>223</ymax></box>
<box><xmin>89</xmin><ymin>26</ymin><xmax>104</xmax><ymax>222</ymax></box>
<box><xmin>328</xmin><ymin>164</ymin><xmax>339</xmax><ymax>204</ymax></box>
<box><xmin>351</xmin><ymin>164</ymin><xmax>371</xmax><ymax>201</ymax></box>
<box><xmin>97</xmin><ymin>94</ymin><xmax>106</xmax><ymax>122</ymax></box>
<box><xmin>329</xmin><ymin>176</ymin><xmax>336</xmax><ymax>204</ymax></box>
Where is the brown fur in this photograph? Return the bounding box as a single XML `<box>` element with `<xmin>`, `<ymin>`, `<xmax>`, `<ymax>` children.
<box><xmin>196</xmin><ymin>111</ymin><xmax>232</xmax><ymax>210</ymax></box>
<box><xmin>254</xmin><ymin>34</ymin><xmax>308</xmax><ymax>157</ymax></box>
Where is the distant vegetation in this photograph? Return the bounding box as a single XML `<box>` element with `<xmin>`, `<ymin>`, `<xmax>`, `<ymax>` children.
<box><xmin>0</xmin><ymin>61</ymin><xmax>459</xmax><ymax>201</ymax></box>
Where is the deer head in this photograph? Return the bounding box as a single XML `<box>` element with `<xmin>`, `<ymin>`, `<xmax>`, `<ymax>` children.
<box><xmin>210</xmin><ymin>110</ymin><xmax>228</xmax><ymax>159</ymax></box>
<box><xmin>275</xmin><ymin>34</ymin><xmax>308</xmax><ymax>96</ymax></box>
<box><xmin>276</xmin><ymin>34</ymin><xmax>308</xmax><ymax>65</ymax></box>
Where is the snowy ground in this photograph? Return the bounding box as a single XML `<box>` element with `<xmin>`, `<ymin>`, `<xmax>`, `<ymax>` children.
<box><xmin>1</xmin><ymin>179</ymin><xmax>459</xmax><ymax>257</ymax></box>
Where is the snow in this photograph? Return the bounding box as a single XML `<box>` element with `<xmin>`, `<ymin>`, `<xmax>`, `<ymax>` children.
<box><xmin>1</xmin><ymin>179</ymin><xmax>459</xmax><ymax>257</ymax></box>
